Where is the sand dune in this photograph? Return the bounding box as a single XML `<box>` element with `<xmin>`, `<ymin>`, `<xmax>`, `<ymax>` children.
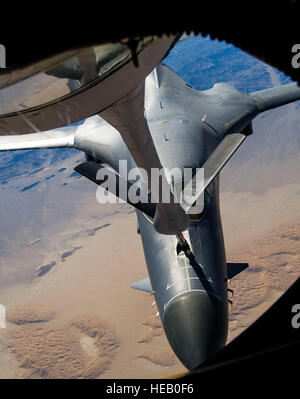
<box><xmin>137</xmin><ymin>310</ymin><xmax>163</xmax><ymax>343</ymax></box>
<box><xmin>226</xmin><ymin>220</ymin><xmax>300</xmax><ymax>341</ymax></box>
<box><xmin>6</xmin><ymin>305</ymin><xmax>55</xmax><ymax>325</ymax></box>
<box><xmin>137</xmin><ymin>351</ymin><xmax>177</xmax><ymax>367</ymax></box>
<box><xmin>7</xmin><ymin>309</ymin><xmax>119</xmax><ymax>379</ymax></box>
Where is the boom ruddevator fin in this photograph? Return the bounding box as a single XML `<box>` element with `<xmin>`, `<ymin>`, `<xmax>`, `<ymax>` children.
<box><xmin>131</xmin><ymin>277</ymin><xmax>153</xmax><ymax>293</ymax></box>
<box><xmin>181</xmin><ymin>130</ymin><xmax>250</xmax><ymax>213</ymax></box>
<box><xmin>226</xmin><ymin>262</ymin><xmax>249</xmax><ymax>279</ymax></box>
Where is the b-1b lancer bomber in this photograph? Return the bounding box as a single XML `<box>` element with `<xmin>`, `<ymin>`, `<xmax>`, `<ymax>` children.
<box><xmin>0</xmin><ymin>34</ymin><xmax>299</xmax><ymax>370</ymax></box>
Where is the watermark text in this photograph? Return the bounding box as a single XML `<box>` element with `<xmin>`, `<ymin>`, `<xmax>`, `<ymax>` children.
<box><xmin>95</xmin><ymin>161</ymin><xmax>205</xmax><ymax>215</ymax></box>
<box><xmin>0</xmin><ymin>304</ymin><xmax>6</xmax><ymax>328</ymax></box>
<box><xmin>291</xmin><ymin>304</ymin><xmax>300</xmax><ymax>329</ymax></box>
<box><xmin>291</xmin><ymin>44</ymin><xmax>300</xmax><ymax>69</ymax></box>
<box><xmin>0</xmin><ymin>44</ymin><xmax>6</xmax><ymax>68</ymax></box>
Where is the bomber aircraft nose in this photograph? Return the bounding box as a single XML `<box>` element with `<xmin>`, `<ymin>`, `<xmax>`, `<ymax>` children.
<box><xmin>162</xmin><ymin>292</ymin><xmax>227</xmax><ymax>370</ymax></box>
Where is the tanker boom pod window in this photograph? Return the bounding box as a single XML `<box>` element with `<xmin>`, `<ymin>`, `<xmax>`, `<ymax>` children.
<box><xmin>0</xmin><ymin>38</ymin><xmax>154</xmax><ymax>116</ymax></box>
<box><xmin>0</xmin><ymin>34</ymin><xmax>177</xmax><ymax>135</ymax></box>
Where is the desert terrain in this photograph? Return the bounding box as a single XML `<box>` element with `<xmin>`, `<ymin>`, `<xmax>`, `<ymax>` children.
<box><xmin>0</xmin><ymin>184</ymin><xmax>300</xmax><ymax>378</ymax></box>
<box><xmin>0</xmin><ymin>204</ymin><xmax>185</xmax><ymax>378</ymax></box>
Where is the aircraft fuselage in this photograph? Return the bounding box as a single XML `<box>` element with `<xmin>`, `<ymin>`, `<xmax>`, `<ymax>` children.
<box><xmin>74</xmin><ymin>62</ymin><xmax>300</xmax><ymax>369</ymax></box>
<box><xmin>75</xmin><ymin>64</ymin><xmax>234</xmax><ymax>369</ymax></box>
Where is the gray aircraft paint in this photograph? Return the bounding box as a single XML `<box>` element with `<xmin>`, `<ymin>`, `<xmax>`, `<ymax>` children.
<box><xmin>52</xmin><ymin>65</ymin><xmax>300</xmax><ymax>368</ymax></box>
<box><xmin>1</xmin><ymin>63</ymin><xmax>300</xmax><ymax>370</ymax></box>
